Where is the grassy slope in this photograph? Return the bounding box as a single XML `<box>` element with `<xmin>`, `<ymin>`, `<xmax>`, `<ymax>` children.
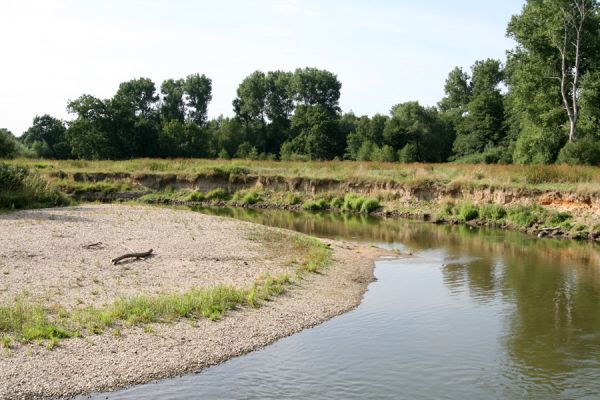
<box><xmin>9</xmin><ymin>158</ymin><xmax>600</xmax><ymax>194</ymax></box>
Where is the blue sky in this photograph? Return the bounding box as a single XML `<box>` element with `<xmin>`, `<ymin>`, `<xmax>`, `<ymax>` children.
<box><xmin>0</xmin><ymin>0</ymin><xmax>525</xmax><ymax>135</ymax></box>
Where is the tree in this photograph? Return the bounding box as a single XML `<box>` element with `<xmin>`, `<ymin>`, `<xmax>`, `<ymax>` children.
<box><xmin>160</xmin><ymin>79</ymin><xmax>185</xmax><ymax>123</ymax></box>
<box><xmin>384</xmin><ymin>102</ymin><xmax>453</xmax><ymax>163</ymax></box>
<box><xmin>439</xmin><ymin>67</ymin><xmax>471</xmax><ymax>115</ymax></box>
<box><xmin>0</xmin><ymin>129</ymin><xmax>17</xmax><ymax>159</ymax></box>
<box><xmin>507</xmin><ymin>0</ymin><xmax>600</xmax><ymax>144</ymax></box>
<box><xmin>184</xmin><ymin>73</ymin><xmax>212</xmax><ymax>125</ymax></box>
<box><xmin>22</xmin><ymin>115</ymin><xmax>71</xmax><ymax>159</ymax></box>
<box><xmin>286</xmin><ymin>104</ymin><xmax>342</xmax><ymax>160</ymax></box>
<box><xmin>111</xmin><ymin>77</ymin><xmax>160</xmax><ymax>157</ymax></box>
<box><xmin>66</xmin><ymin>95</ymin><xmax>117</xmax><ymax>159</ymax></box>
<box><xmin>292</xmin><ymin>68</ymin><xmax>342</xmax><ymax>112</ymax></box>
<box><xmin>449</xmin><ymin>60</ymin><xmax>506</xmax><ymax>157</ymax></box>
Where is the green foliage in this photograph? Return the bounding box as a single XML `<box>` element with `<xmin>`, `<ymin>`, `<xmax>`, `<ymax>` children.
<box><xmin>206</xmin><ymin>188</ymin><xmax>231</xmax><ymax>201</ymax></box>
<box><xmin>458</xmin><ymin>203</ymin><xmax>479</xmax><ymax>221</ymax></box>
<box><xmin>0</xmin><ymin>129</ymin><xmax>18</xmax><ymax>159</ymax></box>
<box><xmin>232</xmin><ymin>190</ymin><xmax>262</xmax><ymax>205</ymax></box>
<box><xmin>302</xmin><ymin>198</ymin><xmax>329</xmax><ymax>211</ymax></box>
<box><xmin>507</xmin><ymin>205</ymin><xmax>547</xmax><ymax>228</ymax></box>
<box><xmin>360</xmin><ymin>198</ymin><xmax>381</xmax><ymax>213</ymax></box>
<box><xmin>480</xmin><ymin>204</ymin><xmax>507</xmax><ymax>221</ymax></box>
<box><xmin>547</xmin><ymin>212</ymin><xmax>572</xmax><ymax>226</ymax></box>
<box><xmin>21</xmin><ymin>115</ymin><xmax>71</xmax><ymax>159</ymax></box>
<box><xmin>341</xmin><ymin>194</ymin><xmax>380</xmax><ymax>213</ymax></box>
<box><xmin>0</xmin><ymin>301</ymin><xmax>73</xmax><ymax>342</ymax></box>
<box><xmin>0</xmin><ymin>163</ymin><xmax>69</xmax><ymax>209</ymax></box>
<box><xmin>557</xmin><ymin>135</ymin><xmax>600</xmax><ymax>165</ymax></box>
<box><xmin>188</xmin><ymin>191</ymin><xmax>206</xmax><ymax>202</ymax></box>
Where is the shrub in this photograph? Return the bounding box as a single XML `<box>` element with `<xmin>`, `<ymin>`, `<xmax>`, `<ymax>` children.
<box><xmin>188</xmin><ymin>192</ymin><xmax>206</xmax><ymax>202</ymax></box>
<box><xmin>302</xmin><ymin>198</ymin><xmax>329</xmax><ymax>211</ymax></box>
<box><xmin>285</xmin><ymin>193</ymin><xmax>303</xmax><ymax>205</ymax></box>
<box><xmin>232</xmin><ymin>190</ymin><xmax>261</xmax><ymax>205</ymax></box>
<box><xmin>557</xmin><ymin>135</ymin><xmax>600</xmax><ymax>166</ymax></box>
<box><xmin>546</xmin><ymin>212</ymin><xmax>572</xmax><ymax>226</ymax></box>
<box><xmin>458</xmin><ymin>203</ymin><xmax>479</xmax><ymax>221</ymax></box>
<box><xmin>330</xmin><ymin>196</ymin><xmax>344</xmax><ymax>209</ymax></box>
<box><xmin>507</xmin><ymin>205</ymin><xmax>546</xmax><ymax>228</ymax></box>
<box><xmin>206</xmin><ymin>188</ymin><xmax>230</xmax><ymax>201</ymax></box>
<box><xmin>360</xmin><ymin>198</ymin><xmax>381</xmax><ymax>213</ymax></box>
<box><xmin>0</xmin><ymin>163</ymin><xmax>70</xmax><ymax>209</ymax></box>
<box><xmin>342</xmin><ymin>194</ymin><xmax>365</xmax><ymax>212</ymax></box>
<box><xmin>480</xmin><ymin>204</ymin><xmax>506</xmax><ymax>221</ymax></box>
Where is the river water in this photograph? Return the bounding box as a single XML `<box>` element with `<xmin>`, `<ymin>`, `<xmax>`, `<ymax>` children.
<box><xmin>90</xmin><ymin>208</ymin><xmax>600</xmax><ymax>399</ymax></box>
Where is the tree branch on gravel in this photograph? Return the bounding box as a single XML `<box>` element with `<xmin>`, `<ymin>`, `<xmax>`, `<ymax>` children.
<box><xmin>111</xmin><ymin>249</ymin><xmax>153</xmax><ymax>265</ymax></box>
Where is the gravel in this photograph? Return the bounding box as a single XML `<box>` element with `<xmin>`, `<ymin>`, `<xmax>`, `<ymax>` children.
<box><xmin>0</xmin><ymin>205</ymin><xmax>385</xmax><ymax>399</ymax></box>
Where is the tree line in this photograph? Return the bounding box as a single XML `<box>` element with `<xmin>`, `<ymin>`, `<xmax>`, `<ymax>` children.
<box><xmin>2</xmin><ymin>0</ymin><xmax>600</xmax><ymax>165</ymax></box>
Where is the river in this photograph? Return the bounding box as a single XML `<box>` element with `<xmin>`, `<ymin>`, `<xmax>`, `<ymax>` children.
<box><xmin>88</xmin><ymin>208</ymin><xmax>600</xmax><ymax>399</ymax></box>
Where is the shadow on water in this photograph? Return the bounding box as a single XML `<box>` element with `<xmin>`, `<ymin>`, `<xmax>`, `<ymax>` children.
<box><xmin>88</xmin><ymin>207</ymin><xmax>600</xmax><ymax>399</ymax></box>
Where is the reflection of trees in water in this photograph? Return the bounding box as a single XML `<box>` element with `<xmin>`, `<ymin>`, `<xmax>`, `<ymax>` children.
<box><xmin>501</xmin><ymin>254</ymin><xmax>600</xmax><ymax>394</ymax></box>
<box><xmin>201</xmin><ymin>206</ymin><xmax>600</xmax><ymax>390</ymax></box>
<box><xmin>195</xmin><ymin>206</ymin><xmax>600</xmax><ymax>393</ymax></box>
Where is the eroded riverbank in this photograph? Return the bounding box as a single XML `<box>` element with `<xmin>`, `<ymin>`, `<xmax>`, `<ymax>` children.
<box><xmin>0</xmin><ymin>205</ymin><xmax>385</xmax><ymax>399</ymax></box>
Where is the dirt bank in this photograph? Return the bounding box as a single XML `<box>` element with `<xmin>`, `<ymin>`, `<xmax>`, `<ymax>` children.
<box><xmin>0</xmin><ymin>205</ymin><xmax>386</xmax><ymax>399</ymax></box>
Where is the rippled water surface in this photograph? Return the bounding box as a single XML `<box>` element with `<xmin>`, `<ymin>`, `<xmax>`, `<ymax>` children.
<box><xmin>91</xmin><ymin>208</ymin><xmax>600</xmax><ymax>400</ymax></box>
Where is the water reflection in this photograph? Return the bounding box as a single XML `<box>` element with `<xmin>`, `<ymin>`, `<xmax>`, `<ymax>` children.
<box><xmin>196</xmin><ymin>207</ymin><xmax>600</xmax><ymax>396</ymax></box>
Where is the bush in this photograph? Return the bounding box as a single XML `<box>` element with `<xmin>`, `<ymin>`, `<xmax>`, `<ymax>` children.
<box><xmin>285</xmin><ymin>193</ymin><xmax>303</xmax><ymax>205</ymax></box>
<box><xmin>231</xmin><ymin>190</ymin><xmax>261</xmax><ymax>205</ymax></box>
<box><xmin>458</xmin><ymin>203</ymin><xmax>479</xmax><ymax>221</ymax></box>
<box><xmin>302</xmin><ymin>198</ymin><xmax>329</xmax><ymax>211</ymax></box>
<box><xmin>330</xmin><ymin>197</ymin><xmax>344</xmax><ymax>209</ymax></box>
<box><xmin>360</xmin><ymin>198</ymin><xmax>381</xmax><ymax>213</ymax></box>
<box><xmin>480</xmin><ymin>204</ymin><xmax>506</xmax><ymax>221</ymax></box>
<box><xmin>342</xmin><ymin>194</ymin><xmax>365</xmax><ymax>212</ymax></box>
<box><xmin>206</xmin><ymin>188</ymin><xmax>230</xmax><ymax>201</ymax></box>
<box><xmin>0</xmin><ymin>163</ymin><xmax>70</xmax><ymax>209</ymax></box>
<box><xmin>188</xmin><ymin>192</ymin><xmax>206</xmax><ymax>202</ymax></box>
<box><xmin>547</xmin><ymin>212</ymin><xmax>572</xmax><ymax>226</ymax></box>
<box><xmin>507</xmin><ymin>205</ymin><xmax>546</xmax><ymax>228</ymax></box>
<box><xmin>557</xmin><ymin>136</ymin><xmax>600</xmax><ymax>166</ymax></box>
<box><xmin>0</xmin><ymin>129</ymin><xmax>18</xmax><ymax>159</ymax></box>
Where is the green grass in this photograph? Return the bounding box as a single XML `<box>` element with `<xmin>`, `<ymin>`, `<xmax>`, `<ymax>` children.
<box><xmin>0</xmin><ymin>229</ymin><xmax>331</xmax><ymax>346</ymax></box>
<box><xmin>231</xmin><ymin>190</ymin><xmax>262</xmax><ymax>205</ymax></box>
<box><xmin>0</xmin><ymin>163</ymin><xmax>70</xmax><ymax>210</ymax></box>
<box><xmin>458</xmin><ymin>203</ymin><xmax>479</xmax><ymax>222</ymax></box>
<box><xmin>480</xmin><ymin>204</ymin><xmax>507</xmax><ymax>222</ymax></box>
<box><xmin>507</xmin><ymin>205</ymin><xmax>547</xmax><ymax>228</ymax></box>
<box><xmin>302</xmin><ymin>198</ymin><xmax>329</xmax><ymax>211</ymax></box>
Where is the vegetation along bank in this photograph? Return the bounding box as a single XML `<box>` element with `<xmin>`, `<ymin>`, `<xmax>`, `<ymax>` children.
<box><xmin>4</xmin><ymin>159</ymin><xmax>600</xmax><ymax>242</ymax></box>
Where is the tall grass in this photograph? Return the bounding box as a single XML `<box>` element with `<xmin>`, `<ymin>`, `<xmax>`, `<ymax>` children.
<box><xmin>0</xmin><ymin>163</ymin><xmax>69</xmax><ymax>209</ymax></box>
<box><xmin>10</xmin><ymin>159</ymin><xmax>600</xmax><ymax>193</ymax></box>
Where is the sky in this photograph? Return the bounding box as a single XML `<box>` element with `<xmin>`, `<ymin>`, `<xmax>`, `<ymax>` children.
<box><xmin>0</xmin><ymin>0</ymin><xmax>525</xmax><ymax>135</ymax></box>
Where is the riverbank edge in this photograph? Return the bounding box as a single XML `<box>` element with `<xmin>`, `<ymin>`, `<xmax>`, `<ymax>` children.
<box><xmin>135</xmin><ymin>197</ymin><xmax>600</xmax><ymax>243</ymax></box>
<box><xmin>0</xmin><ymin>227</ymin><xmax>388</xmax><ymax>399</ymax></box>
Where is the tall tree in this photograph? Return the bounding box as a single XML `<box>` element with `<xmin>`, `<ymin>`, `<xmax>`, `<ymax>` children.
<box><xmin>507</xmin><ymin>0</ymin><xmax>600</xmax><ymax>144</ymax></box>
<box><xmin>450</xmin><ymin>59</ymin><xmax>506</xmax><ymax>157</ymax></box>
<box><xmin>160</xmin><ymin>79</ymin><xmax>185</xmax><ymax>123</ymax></box>
<box><xmin>183</xmin><ymin>73</ymin><xmax>212</xmax><ymax>125</ymax></box>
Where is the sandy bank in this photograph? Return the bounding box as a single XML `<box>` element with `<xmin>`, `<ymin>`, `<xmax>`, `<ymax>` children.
<box><xmin>0</xmin><ymin>205</ymin><xmax>385</xmax><ymax>399</ymax></box>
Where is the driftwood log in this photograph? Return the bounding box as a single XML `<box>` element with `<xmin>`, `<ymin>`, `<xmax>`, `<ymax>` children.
<box><xmin>111</xmin><ymin>249</ymin><xmax>153</xmax><ymax>265</ymax></box>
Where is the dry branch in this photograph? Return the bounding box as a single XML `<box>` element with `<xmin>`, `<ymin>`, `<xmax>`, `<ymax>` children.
<box><xmin>111</xmin><ymin>249</ymin><xmax>153</xmax><ymax>265</ymax></box>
